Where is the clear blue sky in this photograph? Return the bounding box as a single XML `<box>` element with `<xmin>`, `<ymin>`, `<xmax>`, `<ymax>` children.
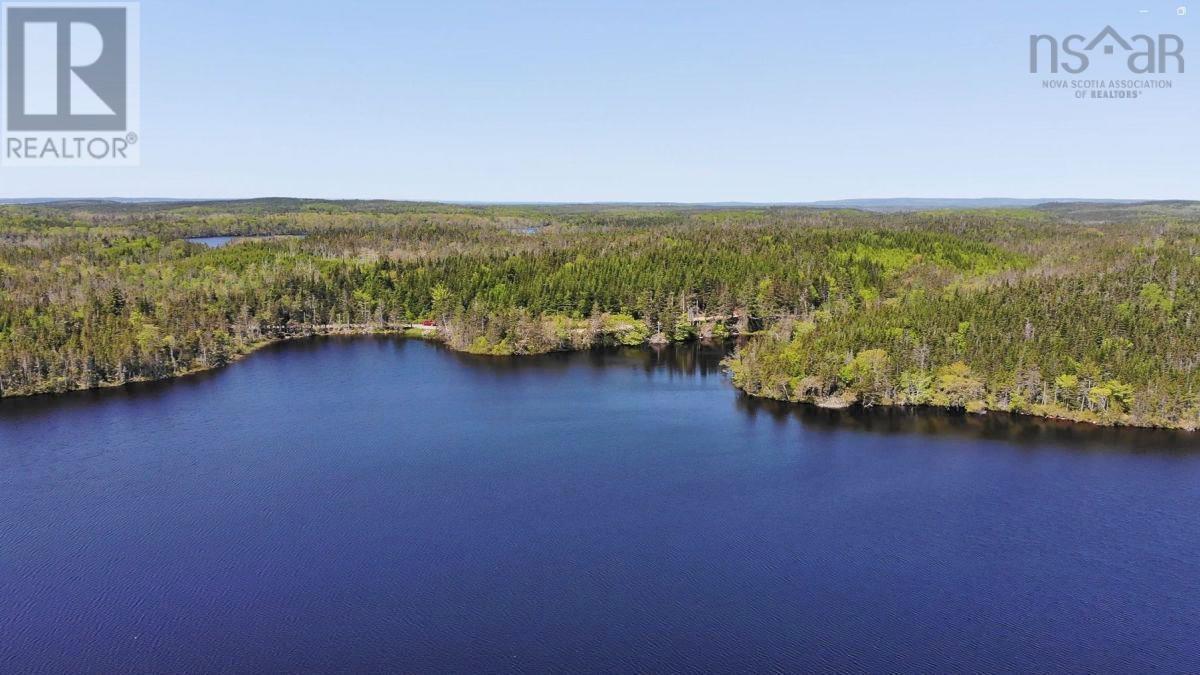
<box><xmin>0</xmin><ymin>0</ymin><xmax>1194</xmax><ymax>201</ymax></box>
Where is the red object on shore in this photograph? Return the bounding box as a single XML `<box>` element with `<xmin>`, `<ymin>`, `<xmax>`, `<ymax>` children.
<box><xmin>420</xmin><ymin>320</ymin><xmax>437</xmax><ymax>327</ymax></box>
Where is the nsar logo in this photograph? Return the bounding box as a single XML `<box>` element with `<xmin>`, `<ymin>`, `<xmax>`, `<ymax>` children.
<box><xmin>1030</xmin><ymin>25</ymin><xmax>1184</xmax><ymax>74</ymax></box>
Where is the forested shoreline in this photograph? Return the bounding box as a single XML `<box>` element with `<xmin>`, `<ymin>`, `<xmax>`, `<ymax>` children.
<box><xmin>1</xmin><ymin>199</ymin><xmax>1198</xmax><ymax>429</ymax></box>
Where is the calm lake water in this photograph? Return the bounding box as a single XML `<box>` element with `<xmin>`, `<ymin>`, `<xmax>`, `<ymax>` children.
<box><xmin>185</xmin><ymin>235</ymin><xmax>304</xmax><ymax>248</ymax></box>
<box><xmin>2</xmin><ymin>338</ymin><xmax>1200</xmax><ymax>672</ymax></box>
<box><xmin>185</xmin><ymin>236</ymin><xmax>238</xmax><ymax>248</ymax></box>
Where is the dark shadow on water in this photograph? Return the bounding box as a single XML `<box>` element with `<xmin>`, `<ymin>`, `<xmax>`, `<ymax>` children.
<box><xmin>737</xmin><ymin>393</ymin><xmax>1196</xmax><ymax>454</ymax></box>
<box><xmin>1</xmin><ymin>335</ymin><xmax>1194</xmax><ymax>453</ymax></box>
<box><xmin>436</xmin><ymin>338</ymin><xmax>730</xmax><ymax>378</ymax></box>
<box><xmin>0</xmin><ymin>335</ymin><xmax>412</xmax><ymax>422</ymax></box>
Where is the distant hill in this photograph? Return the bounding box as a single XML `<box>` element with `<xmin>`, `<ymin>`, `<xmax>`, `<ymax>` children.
<box><xmin>0</xmin><ymin>198</ymin><xmax>186</xmax><ymax>205</ymax></box>
<box><xmin>3</xmin><ymin>197</ymin><xmax>1196</xmax><ymax>217</ymax></box>
<box><xmin>2</xmin><ymin>197</ymin><xmax>448</xmax><ymax>215</ymax></box>
<box><xmin>1035</xmin><ymin>200</ymin><xmax>1200</xmax><ymax>222</ymax></box>
<box><xmin>804</xmin><ymin>198</ymin><xmax>1143</xmax><ymax>212</ymax></box>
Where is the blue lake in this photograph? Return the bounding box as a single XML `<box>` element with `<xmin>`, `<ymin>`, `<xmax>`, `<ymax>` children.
<box><xmin>2</xmin><ymin>338</ymin><xmax>1199</xmax><ymax>672</ymax></box>
<box><xmin>186</xmin><ymin>235</ymin><xmax>305</xmax><ymax>248</ymax></box>
<box><xmin>185</xmin><ymin>236</ymin><xmax>238</xmax><ymax>248</ymax></box>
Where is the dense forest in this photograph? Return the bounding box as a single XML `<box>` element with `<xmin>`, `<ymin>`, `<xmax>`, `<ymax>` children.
<box><xmin>1</xmin><ymin>199</ymin><xmax>1198</xmax><ymax>429</ymax></box>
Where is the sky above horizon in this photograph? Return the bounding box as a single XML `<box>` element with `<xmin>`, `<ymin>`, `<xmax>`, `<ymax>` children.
<box><xmin>0</xmin><ymin>0</ymin><xmax>1195</xmax><ymax>202</ymax></box>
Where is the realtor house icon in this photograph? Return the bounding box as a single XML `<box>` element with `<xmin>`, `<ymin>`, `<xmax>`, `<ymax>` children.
<box><xmin>1087</xmin><ymin>26</ymin><xmax>1133</xmax><ymax>54</ymax></box>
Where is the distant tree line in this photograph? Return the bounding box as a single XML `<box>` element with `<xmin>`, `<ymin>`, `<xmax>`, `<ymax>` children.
<box><xmin>0</xmin><ymin>202</ymin><xmax>1196</xmax><ymax>429</ymax></box>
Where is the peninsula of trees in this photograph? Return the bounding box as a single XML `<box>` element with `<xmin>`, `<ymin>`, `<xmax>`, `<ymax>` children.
<box><xmin>0</xmin><ymin>199</ymin><xmax>1197</xmax><ymax>429</ymax></box>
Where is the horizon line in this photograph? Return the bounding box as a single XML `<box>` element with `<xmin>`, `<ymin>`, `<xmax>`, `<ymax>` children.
<box><xmin>1</xmin><ymin>196</ymin><xmax>1194</xmax><ymax>206</ymax></box>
